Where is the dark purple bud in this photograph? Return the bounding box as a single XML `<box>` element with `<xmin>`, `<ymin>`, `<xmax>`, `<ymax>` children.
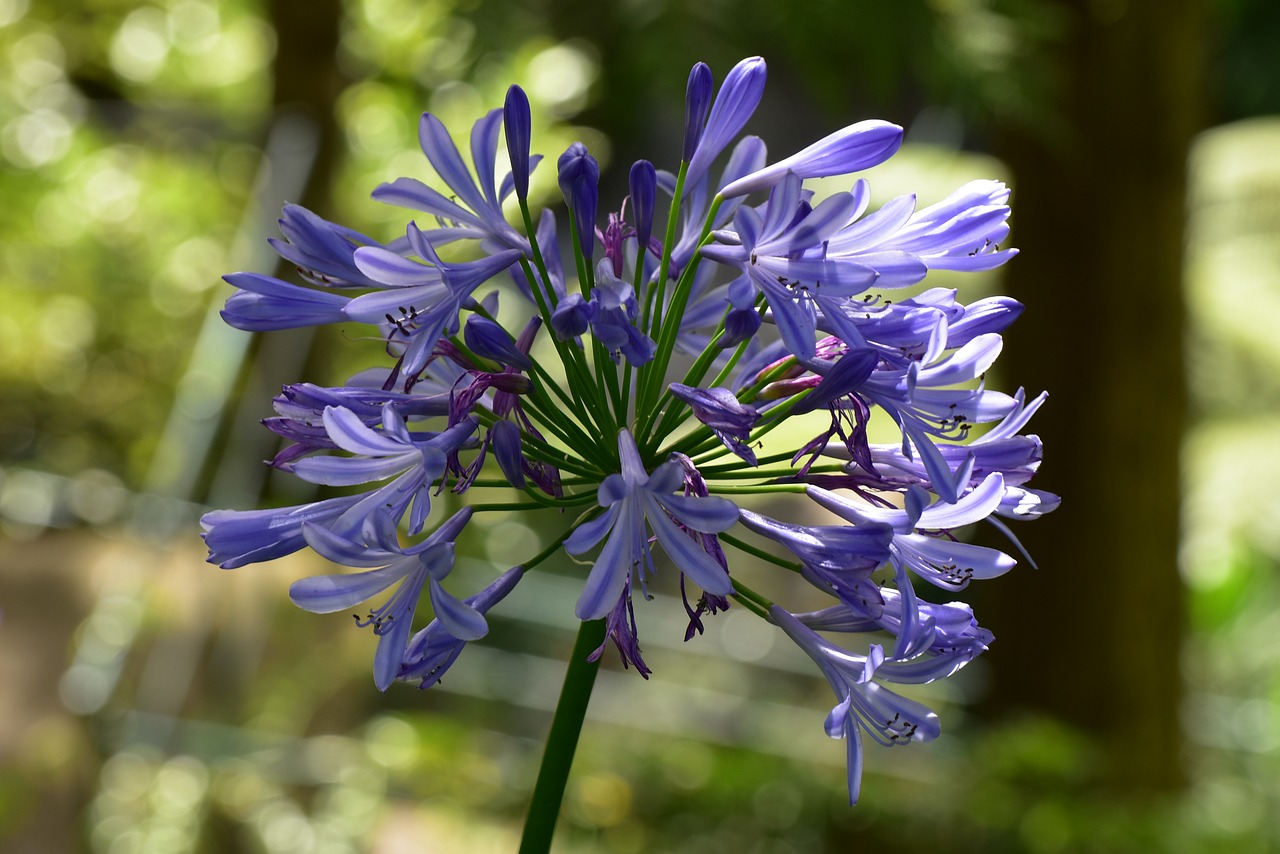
<box><xmin>549</xmin><ymin>292</ymin><xmax>591</xmax><ymax>339</ymax></box>
<box><xmin>721</xmin><ymin>305</ymin><xmax>761</xmax><ymax>347</ymax></box>
<box><xmin>682</xmin><ymin>62</ymin><xmax>714</xmax><ymax>162</ymax></box>
<box><xmin>557</xmin><ymin>142</ymin><xmax>599</xmax><ymax>262</ymax></box>
<box><xmin>504</xmin><ymin>85</ymin><xmax>532</xmax><ymax>200</ymax></box>
<box><xmin>629</xmin><ymin>160</ymin><xmax>657</xmax><ymax>251</ymax></box>
<box><xmin>490</xmin><ymin>420</ymin><xmax>526</xmax><ymax>489</ymax></box>
<box><xmin>463</xmin><ymin>315</ymin><xmax>532</xmax><ymax>370</ymax></box>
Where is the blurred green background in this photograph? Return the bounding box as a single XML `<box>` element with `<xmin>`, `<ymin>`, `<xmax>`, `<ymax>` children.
<box><xmin>3</xmin><ymin>0</ymin><xmax>1280</xmax><ymax>851</ymax></box>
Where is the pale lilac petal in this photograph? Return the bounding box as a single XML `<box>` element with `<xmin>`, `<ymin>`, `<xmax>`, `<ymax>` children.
<box><xmin>720</xmin><ymin>120</ymin><xmax>904</xmax><ymax>198</ymax></box>
<box><xmin>564</xmin><ymin>505</ymin><xmax>621</xmax><ymax>558</ymax></box>
<box><xmin>288</xmin><ymin>562</ymin><xmax>412</xmax><ymax>613</ymax></box>
<box><xmin>353</xmin><ymin>246</ymin><xmax>443</xmax><ymax>287</ymax></box>
<box><xmin>429</xmin><ymin>577</ymin><xmax>489</xmax><ymax>641</ymax></box>
<box><xmin>645</xmin><ymin>497</ymin><xmax>734</xmax><ymax>596</ymax></box>
<box><xmin>371</xmin><ymin>177</ymin><xmax>484</xmax><ymax>227</ymax></box>
<box><xmin>419</xmin><ymin>112</ymin><xmax>488</xmax><ymax>215</ymax></box>
<box><xmin>575</xmin><ymin>501</ymin><xmax>639</xmax><ymax>620</ymax></box>
<box><xmin>322</xmin><ymin>406</ymin><xmax>413</xmax><ymax>456</ymax></box>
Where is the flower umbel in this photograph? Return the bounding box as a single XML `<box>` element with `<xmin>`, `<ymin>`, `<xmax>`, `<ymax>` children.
<box><xmin>201</xmin><ymin>56</ymin><xmax>1055</xmax><ymax>821</ymax></box>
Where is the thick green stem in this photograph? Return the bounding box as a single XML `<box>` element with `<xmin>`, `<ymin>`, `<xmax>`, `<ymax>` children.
<box><xmin>518</xmin><ymin>618</ymin><xmax>607</xmax><ymax>854</ymax></box>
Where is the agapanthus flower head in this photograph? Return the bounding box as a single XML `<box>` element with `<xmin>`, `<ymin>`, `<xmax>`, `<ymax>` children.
<box><xmin>201</xmin><ymin>55</ymin><xmax>1054</xmax><ymax>811</ymax></box>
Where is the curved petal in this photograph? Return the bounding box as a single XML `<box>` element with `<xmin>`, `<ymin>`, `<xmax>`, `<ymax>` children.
<box><xmin>301</xmin><ymin>521</ymin><xmax>399</xmax><ymax>567</ymax></box>
<box><xmin>645</xmin><ymin>496</ymin><xmax>734</xmax><ymax>596</ymax></box>
<box><xmin>288</xmin><ymin>454</ymin><xmax>414</xmax><ymax>487</ymax></box>
<box><xmin>651</xmin><ymin>491</ymin><xmax>739</xmax><ymax>533</ymax></box>
<box><xmin>575</xmin><ymin>502</ymin><xmax>638</xmax><ymax>620</ymax></box>
<box><xmin>898</xmin><ymin>533</ymin><xmax>1016</xmax><ymax>585</ymax></box>
<box><xmin>342</xmin><ymin>284</ymin><xmax>451</xmax><ymax>324</ymax></box>
<box><xmin>563</xmin><ymin>503</ymin><xmax>621</xmax><ymax>556</ymax></box>
<box><xmin>429</xmin><ymin>577</ymin><xmax>489</xmax><ymax>641</ymax></box>
<box><xmin>353</xmin><ymin>246</ymin><xmax>443</xmax><ymax>287</ymax></box>
<box><xmin>288</xmin><ymin>561</ymin><xmax>411</xmax><ymax>613</ymax></box>
<box><xmin>419</xmin><ymin>112</ymin><xmax>488</xmax><ymax>215</ymax></box>
<box><xmin>371</xmin><ymin>177</ymin><xmax>484</xmax><ymax>227</ymax></box>
<box><xmin>470</xmin><ymin>108</ymin><xmax>504</xmax><ymax>209</ymax></box>
<box><xmin>322</xmin><ymin>406</ymin><xmax>413</xmax><ymax>456</ymax></box>
<box><xmin>373</xmin><ymin>604</ymin><xmax>416</xmax><ymax>691</ymax></box>
<box><xmin>918</xmin><ymin>472</ymin><xmax>1006</xmax><ymax>529</ymax></box>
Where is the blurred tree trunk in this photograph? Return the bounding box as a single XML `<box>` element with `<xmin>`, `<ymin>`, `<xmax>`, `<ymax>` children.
<box><xmin>268</xmin><ymin>0</ymin><xmax>344</xmax><ymax>215</ymax></box>
<box><xmin>987</xmin><ymin>0</ymin><xmax>1204</xmax><ymax>792</ymax></box>
<box><xmin>201</xmin><ymin>0</ymin><xmax>346</xmax><ymax>508</ymax></box>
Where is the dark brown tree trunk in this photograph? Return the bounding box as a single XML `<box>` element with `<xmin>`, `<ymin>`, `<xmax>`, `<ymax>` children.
<box><xmin>201</xmin><ymin>0</ymin><xmax>347</xmax><ymax>508</ymax></box>
<box><xmin>986</xmin><ymin>0</ymin><xmax>1204</xmax><ymax>792</ymax></box>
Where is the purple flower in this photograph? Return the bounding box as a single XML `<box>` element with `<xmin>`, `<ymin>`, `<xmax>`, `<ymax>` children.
<box><xmin>220</xmin><ymin>272</ymin><xmax>352</xmax><ymax>331</ymax></box>
<box><xmin>201</xmin><ymin>59</ymin><xmax>1054</xmax><ymax>812</ymax></box>
<box><xmin>550</xmin><ymin>292</ymin><xmax>591</xmax><ymax>339</ymax></box>
<box><xmin>293</xmin><ymin>508</ymin><xmax>481</xmax><ymax>691</ymax></box>
<box><xmin>669</xmin><ymin>383</ymin><xmax>761</xmax><ymax>465</ymax></box>
<box><xmin>685</xmin><ymin>57</ymin><xmax>767</xmax><ymax>189</ymax></box>
<box><xmin>489</xmin><ymin>419</ymin><xmax>526</xmax><ymax>488</ymax></box>
<box><xmin>564</xmin><ymin>430</ymin><xmax>738</xmax><ymax>620</ymax></box>
<box><xmin>200</xmin><ymin>494</ymin><xmax>365</xmax><ymax>569</ymax></box>
<box><xmin>265</xmin><ymin>381</ymin><xmax>451</xmax><ymax>466</ymax></box>
<box><xmin>681</xmin><ymin>62</ymin><xmax>714</xmax><ymax>162</ymax></box>
<box><xmin>284</xmin><ymin>404</ymin><xmax>476</xmax><ymax>535</ymax></box>
<box><xmin>269</xmin><ymin>204</ymin><xmax>393</xmax><ymax>289</ymax></box>
<box><xmin>464</xmin><ymin>315</ymin><xmax>533</xmax><ymax>370</ymax></box>
<box><xmin>736</xmin><ymin>508</ymin><xmax>893</xmax><ymax>613</ymax></box>
<box><xmin>770</xmin><ymin>605</ymin><xmax>941</xmax><ymax>805</ymax></box>
<box><xmin>808</xmin><ymin>473</ymin><xmax>1017</xmax><ymax>591</ymax></box>
<box><xmin>558</xmin><ymin>142</ymin><xmax>600</xmax><ymax>262</ymax></box>
<box><xmin>629</xmin><ymin>160</ymin><xmax>658</xmax><ymax>252</ymax></box>
<box><xmin>373</xmin><ymin>109</ymin><xmax>530</xmax><ymax>252</ymax></box>
<box><xmin>719</xmin><ymin>121</ymin><xmax>903</xmax><ymax>198</ymax></box>
<box><xmin>398</xmin><ymin>565</ymin><xmax>525</xmax><ymax>689</ymax></box>
<box><xmin>344</xmin><ymin>223</ymin><xmax>522</xmax><ymax>385</ymax></box>
<box><xmin>588</xmin><ymin>267</ymin><xmax>656</xmax><ymax>364</ymax></box>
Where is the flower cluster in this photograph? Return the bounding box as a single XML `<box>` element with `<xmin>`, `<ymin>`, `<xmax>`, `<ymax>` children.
<box><xmin>201</xmin><ymin>56</ymin><xmax>1056</xmax><ymax>804</ymax></box>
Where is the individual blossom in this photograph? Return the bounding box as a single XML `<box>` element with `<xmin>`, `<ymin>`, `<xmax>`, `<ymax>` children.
<box><xmin>373</xmin><ymin>108</ymin><xmax>533</xmax><ymax>253</ymax></box>
<box><xmin>683</xmin><ymin>57</ymin><xmax>767</xmax><ymax>190</ymax></box>
<box><xmin>558</xmin><ymin>142</ymin><xmax>600</xmax><ymax>263</ymax></box>
<box><xmin>771</xmin><ymin>605</ymin><xmax>942</xmax><ymax>805</ymax></box>
<box><xmin>283</xmin><ymin>404</ymin><xmax>476</xmax><ymax>535</ymax></box>
<box><xmin>807</xmin><ymin>474</ymin><xmax>1018</xmax><ymax>592</ymax></box>
<box><xmin>292</xmin><ymin>508</ymin><xmax>482</xmax><ymax>691</ymax></box>
<box><xmin>719</xmin><ymin>120</ymin><xmax>903</xmax><ymax>198</ymax></box>
<box><xmin>564</xmin><ymin>430</ymin><xmax>738</xmax><ymax>621</ymax></box>
<box><xmin>399</xmin><ymin>565</ymin><xmax>525</xmax><ymax>689</ymax></box>
<box><xmin>669</xmin><ymin>383</ymin><xmax>761</xmax><ymax>465</ymax></box>
<box><xmin>344</xmin><ymin>223</ymin><xmax>523</xmax><ymax>387</ymax></box>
